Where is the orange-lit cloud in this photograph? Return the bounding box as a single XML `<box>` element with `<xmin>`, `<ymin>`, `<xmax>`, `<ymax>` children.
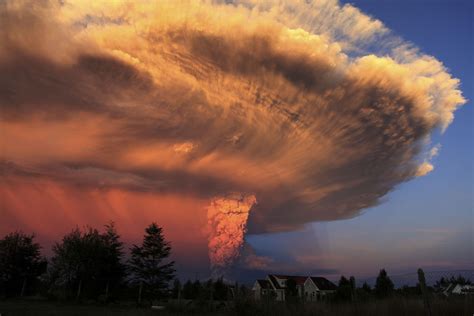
<box><xmin>0</xmin><ymin>175</ymin><xmax>209</xmax><ymax>264</ymax></box>
<box><xmin>0</xmin><ymin>0</ymin><xmax>466</xmax><ymax>272</ymax></box>
<box><xmin>206</xmin><ymin>194</ymin><xmax>256</xmax><ymax>275</ymax></box>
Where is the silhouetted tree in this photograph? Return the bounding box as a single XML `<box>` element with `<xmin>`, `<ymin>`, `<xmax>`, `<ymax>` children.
<box><xmin>128</xmin><ymin>223</ymin><xmax>175</xmax><ymax>304</ymax></box>
<box><xmin>375</xmin><ymin>269</ymin><xmax>394</xmax><ymax>298</ymax></box>
<box><xmin>450</xmin><ymin>274</ymin><xmax>471</xmax><ymax>285</ymax></box>
<box><xmin>213</xmin><ymin>277</ymin><xmax>228</xmax><ymax>300</ymax></box>
<box><xmin>193</xmin><ymin>280</ymin><xmax>203</xmax><ymax>299</ymax></box>
<box><xmin>182</xmin><ymin>280</ymin><xmax>194</xmax><ymax>299</ymax></box>
<box><xmin>0</xmin><ymin>232</ymin><xmax>46</xmax><ymax>297</ymax></box>
<box><xmin>239</xmin><ymin>284</ymin><xmax>250</xmax><ymax>297</ymax></box>
<box><xmin>47</xmin><ymin>225</ymin><xmax>125</xmax><ymax>301</ymax></box>
<box><xmin>172</xmin><ymin>278</ymin><xmax>182</xmax><ymax>299</ymax></box>
<box><xmin>284</xmin><ymin>278</ymin><xmax>298</xmax><ymax>303</ymax></box>
<box><xmin>336</xmin><ymin>276</ymin><xmax>352</xmax><ymax>301</ymax></box>
<box><xmin>433</xmin><ymin>274</ymin><xmax>472</xmax><ymax>292</ymax></box>
<box><xmin>361</xmin><ymin>282</ymin><xmax>371</xmax><ymax>294</ymax></box>
<box><xmin>398</xmin><ymin>284</ymin><xmax>421</xmax><ymax>297</ymax></box>
<box><xmin>418</xmin><ymin>268</ymin><xmax>432</xmax><ymax>316</ymax></box>
<box><xmin>48</xmin><ymin>227</ymin><xmax>106</xmax><ymax>300</ymax></box>
<box><xmin>100</xmin><ymin>222</ymin><xmax>125</xmax><ymax>301</ymax></box>
<box><xmin>357</xmin><ymin>282</ymin><xmax>372</xmax><ymax>301</ymax></box>
<box><xmin>349</xmin><ymin>276</ymin><xmax>356</xmax><ymax>301</ymax></box>
<box><xmin>204</xmin><ymin>279</ymin><xmax>214</xmax><ymax>301</ymax></box>
<box><xmin>434</xmin><ymin>277</ymin><xmax>449</xmax><ymax>290</ymax></box>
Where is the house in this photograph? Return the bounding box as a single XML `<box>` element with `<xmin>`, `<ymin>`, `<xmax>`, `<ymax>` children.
<box><xmin>304</xmin><ymin>276</ymin><xmax>337</xmax><ymax>301</ymax></box>
<box><xmin>443</xmin><ymin>283</ymin><xmax>474</xmax><ymax>296</ymax></box>
<box><xmin>252</xmin><ymin>274</ymin><xmax>336</xmax><ymax>301</ymax></box>
<box><xmin>252</xmin><ymin>279</ymin><xmax>273</xmax><ymax>300</ymax></box>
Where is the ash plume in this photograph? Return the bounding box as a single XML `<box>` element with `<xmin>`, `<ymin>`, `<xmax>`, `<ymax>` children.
<box><xmin>0</xmin><ymin>0</ymin><xmax>466</xmax><ymax>272</ymax></box>
<box><xmin>206</xmin><ymin>194</ymin><xmax>257</xmax><ymax>276</ymax></box>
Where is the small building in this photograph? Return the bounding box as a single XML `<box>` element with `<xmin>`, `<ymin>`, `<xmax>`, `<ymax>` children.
<box><xmin>252</xmin><ymin>279</ymin><xmax>273</xmax><ymax>300</ymax></box>
<box><xmin>304</xmin><ymin>276</ymin><xmax>337</xmax><ymax>301</ymax></box>
<box><xmin>253</xmin><ymin>274</ymin><xmax>336</xmax><ymax>302</ymax></box>
<box><xmin>443</xmin><ymin>283</ymin><xmax>474</xmax><ymax>296</ymax></box>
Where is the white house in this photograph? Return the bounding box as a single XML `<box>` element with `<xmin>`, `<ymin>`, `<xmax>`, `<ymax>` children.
<box><xmin>252</xmin><ymin>279</ymin><xmax>273</xmax><ymax>300</ymax></box>
<box><xmin>304</xmin><ymin>276</ymin><xmax>337</xmax><ymax>301</ymax></box>
<box><xmin>253</xmin><ymin>274</ymin><xmax>336</xmax><ymax>302</ymax></box>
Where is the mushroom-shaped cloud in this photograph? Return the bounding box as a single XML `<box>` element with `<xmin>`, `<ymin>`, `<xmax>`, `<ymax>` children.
<box><xmin>0</xmin><ymin>0</ymin><xmax>465</xmax><ymax>272</ymax></box>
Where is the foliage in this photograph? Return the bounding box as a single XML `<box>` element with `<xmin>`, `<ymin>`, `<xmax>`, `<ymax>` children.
<box><xmin>213</xmin><ymin>277</ymin><xmax>228</xmax><ymax>301</ymax></box>
<box><xmin>374</xmin><ymin>269</ymin><xmax>394</xmax><ymax>298</ymax></box>
<box><xmin>171</xmin><ymin>278</ymin><xmax>182</xmax><ymax>299</ymax></box>
<box><xmin>182</xmin><ymin>280</ymin><xmax>194</xmax><ymax>299</ymax></box>
<box><xmin>101</xmin><ymin>222</ymin><xmax>126</xmax><ymax>295</ymax></box>
<box><xmin>361</xmin><ymin>282</ymin><xmax>371</xmax><ymax>294</ymax></box>
<box><xmin>174</xmin><ymin>278</ymin><xmax>233</xmax><ymax>301</ymax></box>
<box><xmin>0</xmin><ymin>231</ymin><xmax>46</xmax><ymax>297</ymax></box>
<box><xmin>46</xmin><ymin>225</ymin><xmax>125</xmax><ymax>300</ymax></box>
<box><xmin>434</xmin><ymin>274</ymin><xmax>472</xmax><ymax>289</ymax></box>
<box><xmin>128</xmin><ymin>223</ymin><xmax>175</xmax><ymax>302</ymax></box>
<box><xmin>335</xmin><ymin>275</ymin><xmax>352</xmax><ymax>301</ymax></box>
<box><xmin>397</xmin><ymin>284</ymin><xmax>421</xmax><ymax>297</ymax></box>
<box><xmin>284</xmin><ymin>278</ymin><xmax>298</xmax><ymax>302</ymax></box>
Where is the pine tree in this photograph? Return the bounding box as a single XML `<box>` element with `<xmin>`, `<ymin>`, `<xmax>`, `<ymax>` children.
<box><xmin>101</xmin><ymin>222</ymin><xmax>125</xmax><ymax>301</ymax></box>
<box><xmin>128</xmin><ymin>223</ymin><xmax>175</xmax><ymax>304</ymax></box>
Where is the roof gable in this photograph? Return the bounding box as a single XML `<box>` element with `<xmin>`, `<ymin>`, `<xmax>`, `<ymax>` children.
<box><xmin>263</xmin><ymin>274</ymin><xmax>337</xmax><ymax>291</ymax></box>
<box><xmin>267</xmin><ymin>274</ymin><xmax>284</xmax><ymax>289</ymax></box>
<box><xmin>309</xmin><ymin>277</ymin><xmax>337</xmax><ymax>291</ymax></box>
<box><xmin>256</xmin><ymin>279</ymin><xmax>271</xmax><ymax>289</ymax></box>
<box><xmin>273</xmin><ymin>274</ymin><xmax>308</xmax><ymax>286</ymax></box>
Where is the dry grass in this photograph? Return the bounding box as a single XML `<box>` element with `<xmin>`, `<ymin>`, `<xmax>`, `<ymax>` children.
<box><xmin>0</xmin><ymin>296</ymin><xmax>472</xmax><ymax>316</ymax></box>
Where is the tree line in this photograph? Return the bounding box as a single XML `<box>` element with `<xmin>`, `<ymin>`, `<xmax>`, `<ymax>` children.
<box><xmin>333</xmin><ymin>269</ymin><xmax>395</xmax><ymax>302</ymax></box>
<box><xmin>1</xmin><ymin>224</ymin><xmax>471</xmax><ymax>306</ymax></box>
<box><xmin>0</xmin><ymin>222</ymin><xmax>175</xmax><ymax>304</ymax></box>
<box><xmin>331</xmin><ymin>268</ymin><xmax>471</xmax><ymax>303</ymax></box>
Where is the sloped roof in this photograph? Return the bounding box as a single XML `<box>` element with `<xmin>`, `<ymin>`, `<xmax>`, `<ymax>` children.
<box><xmin>256</xmin><ymin>279</ymin><xmax>272</xmax><ymax>289</ymax></box>
<box><xmin>270</xmin><ymin>274</ymin><xmax>309</xmax><ymax>287</ymax></box>
<box><xmin>268</xmin><ymin>274</ymin><xmax>284</xmax><ymax>289</ymax></box>
<box><xmin>443</xmin><ymin>283</ymin><xmax>456</xmax><ymax>295</ymax></box>
<box><xmin>275</xmin><ymin>275</ymin><xmax>308</xmax><ymax>286</ymax></box>
<box><xmin>309</xmin><ymin>277</ymin><xmax>337</xmax><ymax>291</ymax></box>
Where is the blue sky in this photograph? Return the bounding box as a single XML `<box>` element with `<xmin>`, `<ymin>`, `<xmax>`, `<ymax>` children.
<box><xmin>247</xmin><ymin>0</ymin><xmax>473</xmax><ymax>283</ymax></box>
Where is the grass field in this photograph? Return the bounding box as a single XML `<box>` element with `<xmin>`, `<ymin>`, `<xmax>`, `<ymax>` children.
<box><xmin>0</xmin><ymin>297</ymin><xmax>473</xmax><ymax>316</ymax></box>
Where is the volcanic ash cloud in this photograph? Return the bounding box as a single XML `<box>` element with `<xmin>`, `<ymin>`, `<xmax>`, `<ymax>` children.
<box><xmin>0</xmin><ymin>0</ymin><xmax>466</xmax><ymax>269</ymax></box>
<box><xmin>206</xmin><ymin>194</ymin><xmax>257</xmax><ymax>275</ymax></box>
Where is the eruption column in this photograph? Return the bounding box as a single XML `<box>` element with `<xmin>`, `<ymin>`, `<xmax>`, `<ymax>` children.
<box><xmin>206</xmin><ymin>193</ymin><xmax>257</xmax><ymax>276</ymax></box>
